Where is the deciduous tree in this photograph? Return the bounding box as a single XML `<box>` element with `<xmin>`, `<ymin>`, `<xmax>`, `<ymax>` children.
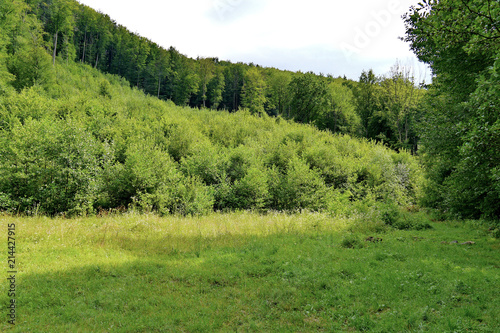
<box><xmin>403</xmin><ymin>0</ymin><xmax>500</xmax><ymax>218</ymax></box>
<box><xmin>241</xmin><ymin>67</ymin><xmax>267</xmax><ymax>115</ymax></box>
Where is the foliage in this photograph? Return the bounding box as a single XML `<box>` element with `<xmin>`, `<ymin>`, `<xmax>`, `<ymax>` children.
<box><xmin>379</xmin><ymin>203</ymin><xmax>432</xmax><ymax>231</ymax></box>
<box><xmin>0</xmin><ymin>0</ymin><xmax>430</xmax><ymax>148</ymax></box>
<box><xmin>352</xmin><ymin>64</ymin><xmax>424</xmax><ymax>152</ymax></box>
<box><xmin>403</xmin><ymin>0</ymin><xmax>500</xmax><ymax>219</ymax></box>
<box><xmin>0</xmin><ymin>117</ymin><xmax>101</xmax><ymax>215</ymax></box>
<box><xmin>241</xmin><ymin>67</ymin><xmax>267</xmax><ymax>115</ymax></box>
<box><xmin>0</xmin><ymin>0</ymin><xmax>427</xmax><ymax>217</ymax></box>
<box><xmin>444</xmin><ymin>59</ymin><xmax>500</xmax><ymax>218</ymax></box>
<box><xmin>289</xmin><ymin>72</ymin><xmax>330</xmax><ymax>124</ymax></box>
<box><xmin>0</xmin><ymin>59</ymin><xmax>424</xmax><ymax>216</ymax></box>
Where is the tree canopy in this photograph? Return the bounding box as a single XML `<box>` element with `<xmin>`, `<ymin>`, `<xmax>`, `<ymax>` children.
<box><xmin>403</xmin><ymin>0</ymin><xmax>500</xmax><ymax>219</ymax></box>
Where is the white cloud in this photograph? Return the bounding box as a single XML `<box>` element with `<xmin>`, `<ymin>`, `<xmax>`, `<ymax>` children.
<box><xmin>77</xmin><ymin>0</ymin><xmax>426</xmax><ymax>79</ymax></box>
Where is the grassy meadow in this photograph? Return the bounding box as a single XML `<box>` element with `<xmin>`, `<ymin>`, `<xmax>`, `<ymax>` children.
<box><xmin>1</xmin><ymin>212</ymin><xmax>498</xmax><ymax>332</ymax></box>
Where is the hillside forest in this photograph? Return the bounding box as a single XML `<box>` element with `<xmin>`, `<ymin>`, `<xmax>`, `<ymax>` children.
<box><xmin>0</xmin><ymin>0</ymin><xmax>498</xmax><ymax>220</ymax></box>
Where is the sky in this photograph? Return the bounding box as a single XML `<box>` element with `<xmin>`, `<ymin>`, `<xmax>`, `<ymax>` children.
<box><xmin>76</xmin><ymin>0</ymin><xmax>429</xmax><ymax>81</ymax></box>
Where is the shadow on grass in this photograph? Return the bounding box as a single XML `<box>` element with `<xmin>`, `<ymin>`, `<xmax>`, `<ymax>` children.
<box><xmin>3</xmin><ymin>232</ymin><xmax>342</xmax><ymax>332</ymax></box>
<box><xmin>2</xmin><ymin>225</ymin><xmax>499</xmax><ymax>332</ymax></box>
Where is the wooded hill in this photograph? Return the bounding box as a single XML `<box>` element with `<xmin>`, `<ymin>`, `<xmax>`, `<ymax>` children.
<box><xmin>2</xmin><ymin>0</ymin><xmax>426</xmax><ymax>152</ymax></box>
<box><xmin>0</xmin><ymin>0</ymin><xmax>425</xmax><ymax>216</ymax></box>
<box><xmin>0</xmin><ymin>58</ymin><xmax>424</xmax><ymax>216</ymax></box>
<box><xmin>0</xmin><ymin>0</ymin><xmax>498</xmax><ymax>219</ymax></box>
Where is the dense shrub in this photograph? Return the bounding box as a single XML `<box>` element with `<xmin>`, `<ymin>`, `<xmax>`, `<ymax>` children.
<box><xmin>124</xmin><ymin>140</ymin><xmax>213</xmax><ymax>216</ymax></box>
<box><xmin>340</xmin><ymin>233</ymin><xmax>365</xmax><ymax>249</ymax></box>
<box><xmin>0</xmin><ymin>61</ymin><xmax>425</xmax><ymax>216</ymax></box>
<box><xmin>0</xmin><ymin>118</ymin><xmax>101</xmax><ymax>215</ymax></box>
<box><xmin>379</xmin><ymin>203</ymin><xmax>432</xmax><ymax>230</ymax></box>
<box><xmin>231</xmin><ymin>167</ymin><xmax>269</xmax><ymax>210</ymax></box>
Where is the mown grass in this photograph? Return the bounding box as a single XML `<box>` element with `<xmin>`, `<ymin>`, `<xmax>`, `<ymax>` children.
<box><xmin>1</xmin><ymin>212</ymin><xmax>498</xmax><ymax>332</ymax></box>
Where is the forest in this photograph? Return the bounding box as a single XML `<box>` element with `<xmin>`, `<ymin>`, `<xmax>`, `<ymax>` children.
<box><xmin>0</xmin><ymin>0</ymin><xmax>499</xmax><ymax>220</ymax></box>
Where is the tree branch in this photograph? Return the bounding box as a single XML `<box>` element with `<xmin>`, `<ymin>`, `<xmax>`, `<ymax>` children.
<box><xmin>460</xmin><ymin>0</ymin><xmax>499</xmax><ymax>35</ymax></box>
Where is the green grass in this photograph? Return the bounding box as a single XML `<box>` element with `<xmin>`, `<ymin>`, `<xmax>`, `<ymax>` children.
<box><xmin>1</xmin><ymin>212</ymin><xmax>499</xmax><ymax>332</ymax></box>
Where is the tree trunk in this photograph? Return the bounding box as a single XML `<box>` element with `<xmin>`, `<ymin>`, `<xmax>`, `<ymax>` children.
<box><xmin>203</xmin><ymin>84</ymin><xmax>207</xmax><ymax>108</ymax></box>
<box><xmin>82</xmin><ymin>29</ymin><xmax>87</xmax><ymax>63</ymax></box>
<box><xmin>157</xmin><ymin>75</ymin><xmax>161</xmax><ymax>98</ymax></box>
<box><xmin>52</xmin><ymin>32</ymin><xmax>58</xmax><ymax>65</ymax></box>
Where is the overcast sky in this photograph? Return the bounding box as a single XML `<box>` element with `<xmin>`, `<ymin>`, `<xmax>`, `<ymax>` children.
<box><xmin>76</xmin><ymin>0</ymin><xmax>428</xmax><ymax>81</ymax></box>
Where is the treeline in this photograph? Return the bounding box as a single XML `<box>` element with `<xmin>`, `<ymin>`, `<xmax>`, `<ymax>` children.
<box><xmin>1</xmin><ymin>0</ymin><xmax>425</xmax><ymax>152</ymax></box>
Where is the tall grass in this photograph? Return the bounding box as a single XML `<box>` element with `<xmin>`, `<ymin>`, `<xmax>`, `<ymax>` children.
<box><xmin>1</xmin><ymin>212</ymin><xmax>498</xmax><ymax>332</ymax></box>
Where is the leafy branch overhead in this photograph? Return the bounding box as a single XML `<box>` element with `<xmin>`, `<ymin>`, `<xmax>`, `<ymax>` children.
<box><xmin>403</xmin><ymin>0</ymin><xmax>500</xmax><ymax>219</ymax></box>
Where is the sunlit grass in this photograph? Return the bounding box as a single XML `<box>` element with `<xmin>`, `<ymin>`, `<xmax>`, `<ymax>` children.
<box><xmin>0</xmin><ymin>212</ymin><xmax>498</xmax><ymax>332</ymax></box>
<box><xmin>14</xmin><ymin>211</ymin><xmax>349</xmax><ymax>274</ymax></box>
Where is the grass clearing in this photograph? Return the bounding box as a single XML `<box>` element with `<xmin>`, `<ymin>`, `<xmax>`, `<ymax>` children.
<box><xmin>1</xmin><ymin>212</ymin><xmax>499</xmax><ymax>332</ymax></box>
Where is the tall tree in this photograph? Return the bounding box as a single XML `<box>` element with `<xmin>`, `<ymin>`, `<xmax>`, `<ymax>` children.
<box><xmin>403</xmin><ymin>0</ymin><xmax>500</xmax><ymax>218</ymax></box>
<box><xmin>6</xmin><ymin>0</ymin><xmax>54</xmax><ymax>91</ymax></box>
<box><xmin>147</xmin><ymin>46</ymin><xmax>170</xmax><ymax>99</ymax></box>
<box><xmin>44</xmin><ymin>0</ymin><xmax>76</xmax><ymax>65</ymax></box>
<box><xmin>197</xmin><ymin>57</ymin><xmax>215</xmax><ymax>108</ymax></box>
<box><xmin>378</xmin><ymin>61</ymin><xmax>424</xmax><ymax>152</ymax></box>
<box><xmin>320</xmin><ymin>81</ymin><xmax>360</xmax><ymax>135</ymax></box>
<box><xmin>0</xmin><ymin>0</ymin><xmax>20</xmax><ymax>90</ymax></box>
<box><xmin>353</xmin><ymin>69</ymin><xmax>379</xmax><ymax>138</ymax></box>
<box><xmin>166</xmin><ymin>48</ymin><xmax>199</xmax><ymax>106</ymax></box>
<box><xmin>289</xmin><ymin>72</ymin><xmax>329</xmax><ymax>124</ymax></box>
<box><xmin>207</xmin><ymin>67</ymin><xmax>225</xmax><ymax>109</ymax></box>
<box><xmin>223</xmin><ymin>63</ymin><xmax>245</xmax><ymax>111</ymax></box>
<box><xmin>130</xmin><ymin>36</ymin><xmax>150</xmax><ymax>88</ymax></box>
<box><xmin>241</xmin><ymin>67</ymin><xmax>267</xmax><ymax>115</ymax></box>
<box><xmin>265</xmin><ymin>69</ymin><xmax>292</xmax><ymax>116</ymax></box>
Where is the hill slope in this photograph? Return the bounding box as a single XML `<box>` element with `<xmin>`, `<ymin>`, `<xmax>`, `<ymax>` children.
<box><xmin>0</xmin><ymin>60</ymin><xmax>423</xmax><ymax>216</ymax></box>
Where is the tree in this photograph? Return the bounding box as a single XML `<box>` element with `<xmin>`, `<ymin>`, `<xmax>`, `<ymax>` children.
<box><xmin>353</xmin><ymin>69</ymin><xmax>380</xmax><ymax>138</ymax></box>
<box><xmin>5</xmin><ymin>1</ymin><xmax>54</xmax><ymax>91</ymax></box>
<box><xmin>222</xmin><ymin>63</ymin><xmax>245</xmax><ymax>111</ymax></box>
<box><xmin>448</xmin><ymin>61</ymin><xmax>500</xmax><ymax>218</ymax></box>
<box><xmin>320</xmin><ymin>81</ymin><xmax>360</xmax><ymax>135</ymax></box>
<box><xmin>130</xmin><ymin>36</ymin><xmax>150</xmax><ymax>88</ymax></box>
<box><xmin>44</xmin><ymin>0</ymin><xmax>76</xmax><ymax>65</ymax></box>
<box><xmin>0</xmin><ymin>0</ymin><xmax>20</xmax><ymax>90</ymax></box>
<box><xmin>403</xmin><ymin>0</ymin><xmax>499</xmax><ymax>100</ymax></box>
<box><xmin>197</xmin><ymin>57</ymin><xmax>215</xmax><ymax>108</ymax></box>
<box><xmin>166</xmin><ymin>48</ymin><xmax>199</xmax><ymax>106</ymax></box>
<box><xmin>74</xmin><ymin>5</ymin><xmax>111</xmax><ymax>69</ymax></box>
<box><xmin>289</xmin><ymin>72</ymin><xmax>329</xmax><ymax>124</ymax></box>
<box><xmin>378</xmin><ymin>61</ymin><xmax>424</xmax><ymax>152</ymax></box>
<box><xmin>148</xmin><ymin>46</ymin><xmax>170</xmax><ymax>99</ymax></box>
<box><xmin>207</xmin><ymin>67</ymin><xmax>225</xmax><ymax>109</ymax></box>
<box><xmin>265</xmin><ymin>68</ymin><xmax>292</xmax><ymax>116</ymax></box>
<box><xmin>241</xmin><ymin>67</ymin><xmax>267</xmax><ymax>115</ymax></box>
<box><xmin>403</xmin><ymin>0</ymin><xmax>500</xmax><ymax>218</ymax></box>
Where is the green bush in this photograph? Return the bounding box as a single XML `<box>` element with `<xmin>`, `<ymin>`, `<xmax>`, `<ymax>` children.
<box><xmin>180</xmin><ymin>141</ymin><xmax>225</xmax><ymax>185</ymax></box>
<box><xmin>340</xmin><ymin>233</ymin><xmax>364</xmax><ymax>249</ymax></box>
<box><xmin>170</xmin><ymin>176</ymin><xmax>214</xmax><ymax>216</ymax></box>
<box><xmin>232</xmin><ymin>167</ymin><xmax>269</xmax><ymax>210</ymax></box>
<box><xmin>380</xmin><ymin>203</ymin><xmax>432</xmax><ymax>230</ymax></box>
<box><xmin>0</xmin><ymin>118</ymin><xmax>101</xmax><ymax>215</ymax></box>
<box><xmin>269</xmin><ymin>157</ymin><xmax>328</xmax><ymax>211</ymax></box>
